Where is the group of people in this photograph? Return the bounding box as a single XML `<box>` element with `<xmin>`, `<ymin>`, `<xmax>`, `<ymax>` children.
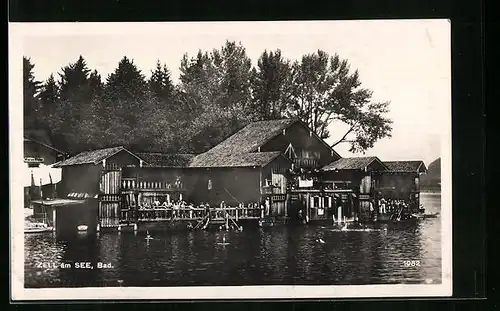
<box><xmin>370</xmin><ymin>197</ymin><xmax>413</xmax><ymax>220</ymax></box>
<box><xmin>127</xmin><ymin>199</ymin><xmax>265</xmax><ymax>221</ymax></box>
<box><xmin>134</xmin><ymin>199</ymin><xmax>194</xmax><ymax>219</ymax></box>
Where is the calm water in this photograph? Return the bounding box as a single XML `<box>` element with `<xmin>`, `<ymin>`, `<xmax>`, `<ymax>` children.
<box><xmin>24</xmin><ymin>192</ymin><xmax>442</xmax><ymax>288</ymax></box>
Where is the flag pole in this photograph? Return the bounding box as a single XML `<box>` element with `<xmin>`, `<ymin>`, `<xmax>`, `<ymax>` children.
<box><xmin>40</xmin><ymin>178</ymin><xmax>44</xmax><ymax>205</ymax></box>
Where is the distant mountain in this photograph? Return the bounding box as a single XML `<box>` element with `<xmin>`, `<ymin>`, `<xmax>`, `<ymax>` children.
<box><xmin>420</xmin><ymin>157</ymin><xmax>441</xmax><ymax>190</ymax></box>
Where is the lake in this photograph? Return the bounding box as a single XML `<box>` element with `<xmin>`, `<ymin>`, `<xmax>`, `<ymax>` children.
<box><xmin>24</xmin><ymin>192</ymin><xmax>442</xmax><ymax>288</ymax></box>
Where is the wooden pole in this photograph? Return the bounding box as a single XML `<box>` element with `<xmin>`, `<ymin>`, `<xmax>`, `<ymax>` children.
<box><xmin>40</xmin><ymin>178</ymin><xmax>44</xmax><ymax>204</ymax></box>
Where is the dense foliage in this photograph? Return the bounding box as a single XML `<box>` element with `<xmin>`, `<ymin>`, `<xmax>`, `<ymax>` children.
<box><xmin>23</xmin><ymin>41</ymin><xmax>392</xmax><ymax>155</ymax></box>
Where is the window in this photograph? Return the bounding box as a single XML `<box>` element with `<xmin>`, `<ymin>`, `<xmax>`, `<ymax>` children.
<box><xmin>299</xmin><ymin>149</ymin><xmax>320</xmax><ymax>159</ymax></box>
<box><xmin>313</xmin><ymin>196</ymin><xmax>320</xmax><ymax>208</ymax></box>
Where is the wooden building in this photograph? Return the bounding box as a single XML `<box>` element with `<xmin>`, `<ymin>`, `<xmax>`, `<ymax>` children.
<box><xmin>52</xmin><ymin>146</ymin><xmax>147</xmax><ymax>231</ymax></box>
<box><xmin>376</xmin><ymin>160</ymin><xmax>428</xmax><ymax>210</ymax></box>
<box><xmin>321</xmin><ymin>157</ymin><xmax>389</xmax><ymax>222</ymax></box>
<box><xmin>24</xmin><ymin>129</ymin><xmax>68</xmax><ymax>165</ymax></box>
<box><xmin>119</xmin><ymin>152</ymin><xmax>194</xmax><ymax>220</ymax></box>
<box><xmin>24</xmin><ymin>130</ymin><xmax>68</xmax><ymax>206</ymax></box>
<box><xmin>187</xmin><ymin>119</ymin><xmax>341</xmax><ymax>220</ymax></box>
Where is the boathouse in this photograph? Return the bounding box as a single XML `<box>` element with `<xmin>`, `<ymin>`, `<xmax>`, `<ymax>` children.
<box><xmin>118</xmin><ymin>152</ymin><xmax>195</xmax><ymax>221</ymax></box>
<box><xmin>321</xmin><ymin>157</ymin><xmax>389</xmax><ymax>222</ymax></box>
<box><xmin>188</xmin><ymin>118</ymin><xmax>341</xmax><ymax>220</ymax></box>
<box><xmin>50</xmin><ymin>146</ymin><xmax>147</xmax><ymax>232</ymax></box>
<box><xmin>376</xmin><ymin>160</ymin><xmax>428</xmax><ymax>210</ymax></box>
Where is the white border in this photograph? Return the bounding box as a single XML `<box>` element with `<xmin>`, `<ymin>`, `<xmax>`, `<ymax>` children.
<box><xmin>9</xmin><ymin>20</ymin><xmax>452</xmax><ymax>301</ymax></box>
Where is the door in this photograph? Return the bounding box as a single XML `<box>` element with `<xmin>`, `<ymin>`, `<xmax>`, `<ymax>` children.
<box><xmin>99</xmin><ymin>164</ymin><xmax>122</xmax><ymax>227</ymax></box>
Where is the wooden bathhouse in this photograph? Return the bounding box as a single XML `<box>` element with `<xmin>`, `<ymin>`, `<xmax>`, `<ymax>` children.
<box><xmin>48</xmin><ymin>146</ymin><xmax>147</xmax><ymax>233</ymax></box>
<box><xmin>119</xmin><ymin>152</ymin><xmax>195</xmax><ymax>222</ymax></box>
<box><xmin>376</xmin><ymin>160</ymin><xmax>428</xmax><ymax>210</ymax></box>
<box><xmin>188</xmin><ymin>118</ymin><xmax>342</xmax><ymax>221</ymax></box>
<box><xmin>320</xmin><ymin>156</ymin><xmax>388</xmax><ymax>222</ymax></box>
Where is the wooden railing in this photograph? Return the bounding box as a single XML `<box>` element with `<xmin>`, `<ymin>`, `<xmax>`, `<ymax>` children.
<box><xmin>121</xmin><ymin>178</ymin><xmax>184</xmax><ymax>191</ymax></box>
<box><xmin>119</xmin><ymin>205</ymin><xmax>264</xmax><ymax>222</ymax></box>
<box><xmin>294</xmin><ymin>158</ymin><xmax>319</xmax><ymax>168</ymax></box>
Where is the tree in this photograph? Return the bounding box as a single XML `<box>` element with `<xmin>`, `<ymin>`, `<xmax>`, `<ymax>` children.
<box><xmin>23</xmin><ymin>56</ymin><xmax>42</xmax><ymax>129</ymax></box>
<box><xmin>50</xmin><ymin>56</ymin><xmax>104</xmax><ymax>153</ymax></box>
<box><xmin>101</xmin><ymin>56</ymin><xmax>154</xmax><ymax>150</ymax></box>
<box><xmin>178</xmin><ymin>41</ymin><xmax>255</xmax><ymax>153</ymax></box>
<box><xmin>288</xmin><ymin>51</ymin><xmax>392</xmax><ymax>153</ymax></box>
<box><xmin>149</xmin><ymin>60</ymin><xmax>175</xmax><ymax>104</ymax></box>
<box><xmin>38</xmin><ymin>74</ymin><xmax>59</xmax><ymax>129</ymax></box>
<box><xmin>250</xmin><ymin>49</ymin><xmax>295</xmax><ymax>120</ymax></box>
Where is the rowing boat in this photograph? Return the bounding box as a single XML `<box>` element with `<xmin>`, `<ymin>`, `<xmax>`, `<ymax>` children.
<box><xmin>25</xmin><ymin>222</ymin><xmax>54</xmax><ymax>233</ymax></box>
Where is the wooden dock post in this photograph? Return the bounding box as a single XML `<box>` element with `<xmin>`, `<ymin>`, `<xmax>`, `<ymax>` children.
<box><xmin>133</xmin><ymin>223</ymin><xmax>137</xmax><ymax>232</ymax></box>
<box><xmin>118</xmin><ymin>225</ymin><xmax>121</xmax><ymax>232</ymax></box>
<box><xmin>97</xmin><ymin>223</ymin><xmax>100</xmax><ymax>232</ymax></box>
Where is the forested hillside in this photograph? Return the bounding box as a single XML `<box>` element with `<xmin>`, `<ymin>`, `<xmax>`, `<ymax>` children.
<box><xmin>420</xmin><ymin>157</ymin><xmax>441</xmax><ymax>191</ymax></box>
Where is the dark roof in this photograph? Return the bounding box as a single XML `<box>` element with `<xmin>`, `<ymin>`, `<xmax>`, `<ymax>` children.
<box><xmin>322</xmin><ymin>156</ymin><xmax>388</xmax><ymax>171</ymax></box>
<box><xmin>383</xmin><ymin>161</ymin><xmax>427</xmax><ymax>173</ymax></box>
<box><xmin>189</xmin><ymin>151</ymin><xmax>283</xmax><ymax>168</ymax></box>
<box><xmin>137</xmin><ymin>153</ymin><xmax>195</xmax><ymax>168</ymax></box>
<box><xmin>202</xmin><ymin>119</ymin><xmax>298</xmax><ymax>156</ymax></box>
<box><xmin>189</xmin><ymin>118</ymin><xmax>340</xmax><ymax>168</ymax></box>
<box><xmin>53</xmin><ymin>146</ymin><xmax>144</xmax><ymax>167</ymax></box>
<box><xmin>24</xmin><ymin>129</ymin><xmax>66</xmax><ymax>154</ymax></box>
<box><xmin>24</xmin><ymin>129</ymin><xmax>53</xmax><ymax>146</ymax></box>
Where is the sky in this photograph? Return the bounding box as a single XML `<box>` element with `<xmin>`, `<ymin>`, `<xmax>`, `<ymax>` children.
<box><xmin>16</xmin><ymin>20</ymin><xmax>451</xmax><ymax>166</ymax></box>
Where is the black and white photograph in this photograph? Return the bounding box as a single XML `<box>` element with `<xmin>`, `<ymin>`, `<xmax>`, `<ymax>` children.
<box><xmin>10</xmin><ymin>20</ymin><xmax>452</xmax><ymax>300</ymax></box>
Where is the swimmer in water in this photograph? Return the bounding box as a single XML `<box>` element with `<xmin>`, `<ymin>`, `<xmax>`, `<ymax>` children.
<box><xmin>315</xmin><ymin>237</ymin><xmax>325</xmax><ymax>244</ymax></box>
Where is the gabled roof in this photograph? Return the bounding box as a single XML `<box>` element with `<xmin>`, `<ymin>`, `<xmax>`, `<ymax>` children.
<box><xmin>189</xmin><ymin>151</ymin><xmax>284</xmax><ymax>168</ymax></box>
<box><xmin>53</xmin><ymin>146</ymin><xmax>146</xmax><ymax>167</ymax></box>
<box><xmin>383</xmin><ymin>161</ymin><xmax>427</xmax><ymax>173</ymax></box>
<box><xmin>322</xmin><ymin>156</ymin><xmax>388</xmax><ymax>171</ymax></box>
<box><xmin>24</xmin><ymin>129</ymin><xmax>67</xmax><ymax>155</ymax></box>
<box><xmin>137</xmin><ymin>153</ymin><xmax>195</xmax><ymax>168</ymax></box>
<box><xmin>189</xmin><ymin>118</ymin><xmax>341</xmax><ymax>168</ymax></box>
<box><xmin>201</xmin><ymin>119</ymin><xmax>298</xmax><ymax>157</ymax></box>
<box><xmin>24</xmin><ymin>129</ymin><xmax>53</xmax><ymax>146</ymax></box>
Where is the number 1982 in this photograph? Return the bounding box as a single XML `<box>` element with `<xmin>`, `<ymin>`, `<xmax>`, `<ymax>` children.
<box><xmin>402</xmin><ymin>260</ymin><xmax>420</xmax><ymax>267</ymax></box>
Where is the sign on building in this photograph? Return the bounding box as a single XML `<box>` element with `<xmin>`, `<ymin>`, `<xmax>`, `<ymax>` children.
<box><xmin>24</xmin><ymin>157</ymin><xmax>44</xmax><ymax>163</ymax></box>
<box><xmin>298</xmin><ymin>178</ymin><xmax>313</xmax><ymax>188</ymax></box>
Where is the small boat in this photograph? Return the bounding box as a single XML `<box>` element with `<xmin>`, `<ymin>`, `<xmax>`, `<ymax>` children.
<box><xmin>412</xmin><ymin>212</ymin><xmax>439</xmax><ymax>219</ymax></box>
<box><xmin>77</xmin><ymin>225</ymin><xmax>88</xmax><ymax>231</ymax></box>
<box><xmin>25</xmin><ymin>222</ymin><xmax>54</xmax><ymax>233</ymax></box>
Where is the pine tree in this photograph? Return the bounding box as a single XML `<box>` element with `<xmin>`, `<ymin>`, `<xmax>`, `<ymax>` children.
<box><xmin>102</xmin><ymin>56</ymin><xmax>151</xmax><ymax>150</ymax></box>
<box><xmin>149</xmin><ymin>60</ymin><xmax>175</xmax><ymax>104</ymax></box>
<box><xmin>23</xmin><ymin>56</ymin><xmax>42</xmax><ymax>129</ymax></box>
<box><xmin>51</xmin><ymin>55</ymin><xmax>96</xmax><ymax>153</ymax></box>
<box><xmin>38</xmin><ymin>74</ymin><xmax>59</xmax><ymax>130</ymax></box>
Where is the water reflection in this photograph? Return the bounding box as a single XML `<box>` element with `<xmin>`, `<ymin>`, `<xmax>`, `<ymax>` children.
<box><xmin>24</xmin><ymin>193</ymin><xmax>442</xmax><ymax>288</ymax></box>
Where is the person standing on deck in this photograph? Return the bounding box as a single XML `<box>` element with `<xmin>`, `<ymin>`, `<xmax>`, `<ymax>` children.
<box><xmin>380</xmin><ymin>198</ymin><xmax>386</xmax><ymax>215</ymax></box>
<box><xmin>369</xmin><ymin>200</ymin><xmax>375</xmax><ymax>220</ymax></box>
<box><xmin>265</xmin><ymin>198</ymin><xmax>270</xmax><ymax>216</ymax></box>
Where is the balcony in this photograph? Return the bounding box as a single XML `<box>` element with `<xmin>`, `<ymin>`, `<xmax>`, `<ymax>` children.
<box><xmin>293</xmin><ymin>158</ymin><xmax>320</xmax><ymax>169</ymax></box>
<box><xmin>121</xmin><ymin>178</ymin><xmax>185</xmax><ymax>192</ymax></box>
